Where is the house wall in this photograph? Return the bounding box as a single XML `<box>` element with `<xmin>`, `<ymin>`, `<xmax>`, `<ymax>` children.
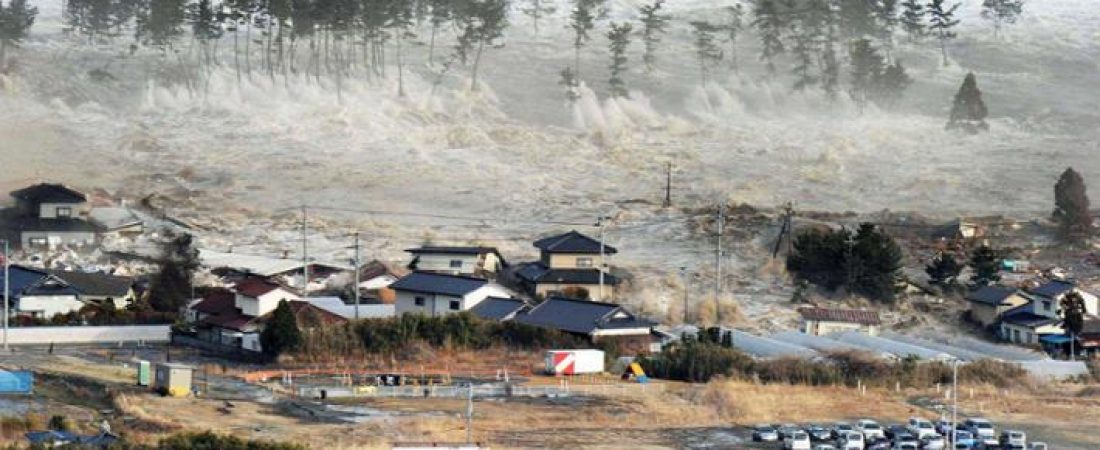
<box><xmin>1000</xmin><ymin>322</ymin><xmax>1064</xmax><ymax>346</ymax></box>
<box><xmin>17</xmin><ymin>295</ymin><xmax>85</xmax><ymax>318</ymax></box>
<box><xmin>535</xmin><ymin>282</ymin><xmax>612</xmax><ymax>301</ymax></box>
<box><xmin>394</xmin><ymin>285</ymin><xmax>510</xmax><ymax>317</ymax></box>
<box><xmin>802</xmin><ymin>320</ymin><xmax>879</xmax><ymax>336</ymax></box>
<box><xmin>241</xmin><ymin>333</ymin><xmax>262</xmax><ymax>352</ymax></box>
<box><xmin>37</xmin><ymin>202</ymin><xmax>87</xmax><ymax>219</ymax></box>
<box><xmin>544</xmin><ymin>253</ymin><xmax>603</xmax><ymax>269</ymax></box>
<box><xmin>969</xmin><ymin>294</ymin><xmax>1029</xmax><ymax>327</ymax></box>
<box><xmin>1030</xmin><ymin>290</ymin><xmax>1100</xmax><ymax>320</ymax></box>
<box><xmin>412</xmin><ymin>254</ymin><xmax>482</xmax><ymax>275</ymax></box>
<box><xmin>82</xmin><ymin>289</ymin><xmax>135</xmax><ymax>309</ymax></box>
<box><xmin>20</xmin><ymin>231</ymin><xmax>96</xmax><ymax>249</ymax></box>
<box><xmin>236</xmin><ymin>288</ymin><xmax>298</xmax><ymax>317</ymax></box>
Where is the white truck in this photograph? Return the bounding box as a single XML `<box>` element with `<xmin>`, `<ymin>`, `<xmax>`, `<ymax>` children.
<box><xmin>545</xmin><ymin>349</ymin><xmax>605</xmax><ymax>375</ymax></box>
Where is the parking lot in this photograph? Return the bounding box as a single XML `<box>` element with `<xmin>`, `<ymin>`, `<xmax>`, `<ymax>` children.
<box><xmin>740</xmin><ymin>418</ymin><xmax>1047</xmax><ymax>450</ymax></box>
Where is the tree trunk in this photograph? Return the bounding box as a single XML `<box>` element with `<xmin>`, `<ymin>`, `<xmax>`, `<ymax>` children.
<box><xmin>428</xmin><ymin>24</ymin><xmax>437</xmax><ymax>66</ymax></box>
<box><xmin>0</xmin><ymin>40</ymin><xmax>7</xmax><ymax>71</ymax></box>
<box><xmin>397</xmin><ymin>30</ymin><xmax>405</xmax><ymax>96</ymax></box>
<box><xmin>245</xmin><ymin>16</ymin><xmax>253</xmax><ymax>79</ymax></box>
<box><xmin>471</xmin><ymin>39</ymin><xmax>485</xmax><ymax>91</ymax></box>
<box><xmin>234</xmin><ymin>28</ymin><xmax>242</xmax><ymax>86</ymax></box>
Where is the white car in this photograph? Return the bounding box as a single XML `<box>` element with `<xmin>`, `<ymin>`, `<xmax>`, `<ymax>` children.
<box><xmin>892</xmin><ymin>443</ymin><xmax>918</xmax><ymax>450</ymax></box>
<box><xmin>921</xmin><ymin>434</ymin><xmax>946</xmax><ymax>450</ymax></box>
<box><xmin>813</xmin><ymin>445</ymin><xmax>837</xmax><ymax>450</ymax></box>
<box><xmin>856</xmin><ymin>419</ymin><xmax>886</xmax><ymax>440</ymax></box>
<box><xmin>839</xmin><ymin>432</ymin><xmax>864</xmax><ymax>450</ymax></box>
<box><xmin>963</xmin><ymin>418</ymin><xmax>996</xmax><ymax>442</ymax></box>
<box><xmin>784</xmin><ymin>431</ymin><xmax>811</xmax><ymax>450</ymax></box>
<box><xmin>907</xmin><ymin>417</ymin><xmax>937</xmax><ymax>439</ymax></box>
<box><xmin>1000</xmin><ymin>430</ymin><xmax>1027</xmax><ymax>447</ymax></box>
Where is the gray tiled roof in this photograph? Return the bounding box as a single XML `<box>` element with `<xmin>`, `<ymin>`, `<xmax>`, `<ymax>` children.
<box><xmin>468</xmin><ymin>297</ymin><xmax>527</xmax><ymax>321</ymax></box>
<box><xmin>533</xmin><ymin>230</ymin><xmax>617</xmax><ymax>254</ymax></box>
<box><xmin>10</xmin><ymin>183</ymin><xmax>86</xmax><ymax>204</ymax></box>
<box><xmin>965</xmin><ymin>285</ymin><xmax>1019</xmax><ymax>306</ymax></box>
<box><xmin>390</xmin><ymin>272</ymin><xmax>488</xmax><ymax>297</ymax></box>
<box><xmin>515</xmin><ymin>296</ymin><xmax>654</xmax><ymax>335</ymax></box>
<box><xmin>1028</xmin><ymin>280</ymin><xmax>1075</xmax><ymax>298</ymax></box>
<box><xmin>515</xmin><ymin>263</ymin><xmax>619</xmax><ymax>285</ymax></box>
<box><xmin>45</xmin><ymin>269</ymin><xmax>133</xmax><ymax>297</ymax></box>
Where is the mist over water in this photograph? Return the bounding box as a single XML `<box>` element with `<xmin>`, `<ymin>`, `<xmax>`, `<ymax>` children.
<box><xmin>1</xmin><ymin>0</ymin><xmax>1098</xmax><ymax>267</ymax></box>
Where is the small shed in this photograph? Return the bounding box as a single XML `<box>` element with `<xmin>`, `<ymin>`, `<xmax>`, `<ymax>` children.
<box><xmin>153</xmin><ymin>363</ymin><xmax>194</xmax><ymax>397</ymax></box>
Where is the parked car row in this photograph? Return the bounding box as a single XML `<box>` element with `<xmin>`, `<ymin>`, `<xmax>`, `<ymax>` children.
<box><xmin>749</xmin><ymin>418</ymin><xmax>1047</xmax><ymax>450</ymax></box>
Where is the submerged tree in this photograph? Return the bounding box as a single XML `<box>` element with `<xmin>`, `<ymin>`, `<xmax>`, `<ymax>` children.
<box><xmin>559</xmin><ymin>65</ymin><xmax>580</xmax><ymax>103</ymax></box>
<box><xmin>520</xmin><ymin>0</ymin><xmax>555</xmax><ymax>37</ymax></box>
<box><xmin>899</xmin><ymin>0</ymin><xmax>924</xmax><ymax>42</ymax></box>
<box><xmin>837</xmin><ymin>0</ymin><xmax>877</xmax><ymax>40</ymax></box>
<box><xmin>946</xmin><ymin>72</ymin><xmax>989</xmax><ymax>132</ymax></box>
<box><xmin>606</xmin><ymin>21</ymin><xmax>632</xmax><ymax>97</ymax></box>
<box><xmin>689</xmin><ymin>20</ymin><xmax>722</xmax><ymax>87</ymax></box>
<box><xmin>636</xmin><ymin>0</ymin><xmax>669</xmax><ymax>73</ymax></box>
<box><xmin>751</xmin><ymin>0</ymin><xmax>784</xmax><ymax>74</ymax></box>
<box><xmin>134</xmin><ymin>0</ymin><xmax>186</xmax><ymax>52</ymax></box>
<box><xmin>981</xmin><ymin>0</ymin><xmax>1024</xmax><ymax>38</ymax></box>
<box><xmin>0</xmin><ymin>0</ymin><xmax>38</xmax><ymax>67</ymax></box>
<box><xmin>147</xmin><ymin>231</ymin><xmax>200</xmax><ymax>313</ymax></box>
<box><xmin>427</xmin><ymin>0</ymin><xmax>453</xmax><ymax>65</ymax></box>
<box><xmin>926</xmin><ymin>252</ymin><xmax>963</xmax><ymax>287</ymax></box>
<box><xmin>1052</xmin><ymin>167</ymin><xmax>1093</xmax><ymax>241</ymax></box>
<box><xmin>457</xmin><ymin>0</ymin><xmax>508</xmax><ymax>91</ymax></box>
<box><xmin>787</xmin><ymin>223</ymin><xmax>903</xmax><ymax>302</ymax></box>
<box><xmin>789</xmin><ymin>0</ymin><xmax>826</xmax><ymax>91</ymax></box>
<box><xmin>260</xmin><ymin>300</ymin><xmax>302</xmax><ymax>357</ymax></box>
<box><xmin>848</xmin><ymin>38</ymin><xmax>884</xmax><ymax>110</ymax></box>
<box><xmin>926</xmin><ymin>0</ymin><xmax>960</xmax><ymax>66</ymax></box>
<box><xmin>569</xmin><ymin>0</ymin><xmax>606</xmax><ymax>79</ymax></box>
<box><xmin>723</xmin><ymin>3</ymin><xmax>744</xmax><ymax>72</ymax></box>
<box><xmin>968</xmin><ymin>244</ymin><xmax>1002</xmax><ymax>286</ymax></box>
<box><xmin>874</xmin><ymin>0</ymin><xmax>900</xmax><ymax>58</ymax></box>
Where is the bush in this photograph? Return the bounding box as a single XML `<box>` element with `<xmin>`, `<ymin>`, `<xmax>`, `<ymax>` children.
<box><xmin>638</xmin><ymin>339</ymin><xmax>754</xmax><ymax>383</ymax></box>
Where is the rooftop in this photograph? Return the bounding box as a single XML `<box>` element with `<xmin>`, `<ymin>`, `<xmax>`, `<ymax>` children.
<box><xmin>10</xmin><ymin>183</ymin><xmax>87</xmax><ymax>204</ymax></box>
<box><xmin>405</xmin><ymin>246</ymin><xmax>501</xmax><ymax>256</ymax></box>
<box><xmin>234</xmin><ymin>278</ymin><xmax>289</xmax><ymax>298</ymax></box>
<box><xmin>468</xmin><ymin>297</ymin><xmax>527</xmax><ymax>321</ymax></box>
<box><xmin>515</xmin><ymin>296</ymin><xmax>654</xmax><ymax>335</ymax></box>
<box><xmin>965</xmin><ymin>285</ymin><xmax>1020</xmax><ymax>306</ymax></box>
<box><xmin>515</xmin><ymin>263</ymin><xmax>620</xmax><ymax>285</ymax></box>
<box><xmin>1028</xmin><ymin>280</ymin><xmax>1076</xmax><ymax>299</ymax></box>
<box><xmin>191</xmin><ymin>289</ymin><xmax>238</xmax><ymax>316</ymax></box>
<box><xmin>797</xmin><ymin>307</ymin><xmax>881</xmax><ymax>326</ymax></box>
<box><xmin>389</xmin><ymin>272</ymin><xmax>489</xmax><ymax>297</ymax></box>
<box><xmin>305</xmin><ymin>296</ymin><xmax>395</xmax><ymax>319</ymax></box>
<box><xmin>44</xmin><ymin>269</ymin><xmax>133</xmax><ymax>297</ymax></box>
<box><xmin>533</xmin><ymin>230</ymin><xmax>617</xmax><ymax>255</ymax></box>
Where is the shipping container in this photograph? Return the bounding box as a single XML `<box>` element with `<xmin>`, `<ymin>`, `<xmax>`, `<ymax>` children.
<box><xmin>154</xmin><ymin>362</ymin><xmax>194</xmax><ymax>397</ymax></box>
<box><xmin>545</xmin><ymin>349</ymin><xmax>604</xmax><ymax>375</ymax></box>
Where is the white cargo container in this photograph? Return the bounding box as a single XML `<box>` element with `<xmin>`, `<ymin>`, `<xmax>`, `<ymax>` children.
<box><xmin>545</xmin><ymin>350</ymin><xmax>605</xmax><ymax>375</ymax></box>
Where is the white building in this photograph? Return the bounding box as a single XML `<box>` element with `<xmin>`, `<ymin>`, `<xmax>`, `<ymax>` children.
<box><xmin>798</xmin><ymin>307</ymin><xmax>882</xmax><ymax>336</ymax></box>
<box><xmin>232</xmin><ymin>278</ymin><xmax>300</xmax><ymax>317</ymax></box>
<box><xmin>405</xmin><ymin>246</ymin><xmax>505</xmax><ymax>279</ymax></box>
<box><xmin>390</xmin><ymin>272</ymin><xmax>512</xmax><ymax>317</ymax></box>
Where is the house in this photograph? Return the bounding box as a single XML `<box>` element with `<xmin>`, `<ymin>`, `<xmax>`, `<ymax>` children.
<box><xmin>88</xmin><ymin>206</ymin><xmax>144</xmax><ymax>237</ymax></box>
<box><xmin>2</xmin><ymin>183</ymin><xmax>99</xmax><ymax>249</ymax></box>
<box><xmin>304</xmin><ymin>296</ymin><xmax>395</xmax><ymax>320</ymax></box>
<box><xmin>1023</xmin><ymin>280</ymin><xmax>1099</xmax><ymax>319</ymax></box>
<box><xmin>356</xmin><ymin>259</ymin><xmax>409</xmax><ymax>303</ymax></box>
<box><xmin>798</xmin><ymin>307</ymin><xmax>882</xmax><ymax>336</ymax></box>
<box><xmin>1077</xmin><ymin>318</ymin><xmax>1100</xmax><ymax>355</ymax></box>
<box><xmin>999</xmin><ymin>303</ymin><xmax>1063</xmax><ymax>346</ymax></box>
<box><xmin>0</xmin><ymin>266</ymin><xmax>84</xmax><ymax>318</ymax></box>
<box><xmin>232</xmin><ymin>278</ymin><xmax>300</xmax><ymax>317</ymax></box>
<box><xmin>44</xmin><ymin>269</ymin><xmax>135</xmax><ymax>309</ymax></box>
<box><xmin>405</xmin><ymin>246</ymin><xmax>505</xmax><ymax>279</ymax></box>
<box><xmin>191</xmin><ymin>287</ymin><xmax>344</xmax><ymax>353</ymax></box>
<box><xmin>514</xmin><ymin>296</ymin><xmax>656</xmax><ymax>354</ymax></box>
<box><xmin>468</xmin><ymin>297</ymin><xmax>528</xmax><ymax>321</ymax></box>
<box><xmin>390</xmin><ymin>272</ymin><xmax>511</xmax><ymax>318</ymax></box>
<box><xmin>198</xmin><ymin>248</ymin><xmax>353</xmax><ymax>293</ymax></box>
<box><xmin>516</xmin><ymin>230</ymin><xmax>619</xmax><ymax>301</ymax></box>
<box><xmin>965</xmin><ymin>285</ymin><xmax>1030</xmax><ymax>327</ymax></box>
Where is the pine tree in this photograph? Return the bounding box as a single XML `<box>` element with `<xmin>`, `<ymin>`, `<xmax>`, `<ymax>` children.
<box><xmin>751</xmin><ymin>0</ymin><xmax>784</xmax><ymax>75</ymax></box>
<box><xmin>636</xmin><ymin>0</ymin><xmax>668</xmax><ymax>72</ymax></box>
<box><xmin>790</xmin><ymin>0</ymin><xmax>826</xmax><ymax>91</ymax></box>
<box><xmin>1052</xmin><ymin>167</ymin><xmax>1093</xmax><ymax>241</ymax></box>
<box><xmin>569</xmin><ymin>0</ymin><xmax>607</xmax><ymax>79</ymax></box>
<box><xmin>0</xmin><ymin>0</ymin><xmax>38</xmax><ymax>67</ymax></box>
<box><xmin>872</xmin><ymin>61</ymin><xmax>912</xmax><ymax>108</ymax></box>
<box><xmin>875</xmin><ymin>0</ymin><xmax>899</xmax><ymax>59</ymax></box>
<box><xmin>899</xmin><ymin>0</ymin><xmax>924</xmax><ymax>42</ymax></box>
<box><xmin>925</xmin><ymin>252</ymin><xmax>963</xmax><ymax>286</ymax></box>
<box><xmin>816</xmin><ymin>0</ymin><xmax>841</xmax><ymax>100</ymax></box>
<box><xmin>981</xmin><ymin>0</ymin><xmax>1024</xmax><ymax>38</ymax></box>
<box><xmin>134</xmin><ymin>0</ymin><xmax>186</xmax><ymax>52</ymax></box>
<box><xmin>147</xmin><ymin>232</ymin><xmax>199</xmax><ymax>313</ymax></box>
<box><xmin>926</xmin><ymin>0</ymin><xmax>960</xmax><ymax>66</ymax></box>
<box><xmin>690</xmin><ymin>20</ymin><xmax>723</xmax><ymax>87</ymax></box>
<box><xmin>848</xmin><ymin>38</ymin><xmax>884</xmax><ymax>111</ymax></box>
<box><xmin>837</xmin><ymin>0</ymin><xmax>877</xmax><ymax>40</ymax></box>
<box><xmin>606</xmin><ymin>21</ymin><xmax>632</xmax><ymax>98</ymax></box>
<box><xmin>1061</xmin><ymin>291</ymin><xmax>1086</xmax><ymax>353</ymax></box>
<box><xmin>187</xmin><ymin>0</ymin><xmax>222</xmax><ymax>68</ymax></box>
<box><xmin>458</xmin><ymin>0</ymin><xmax>508</xmax><ymax>91</ymax></box>
<box><xmin>723</xmin><ymin>4</ymin><xmax>744</xmax><ymax>72</ymax></box>
<box><xmin>946</xmin><ymin>72</ymin><xmax>989</xmax><ymax>132</ymax></box>
<box><xmin>260</xmin><ymin>300</ymin><xmax>302</xmax><ymax>357</ymax></box>
<box><xmin>520</xmin><ymin>0</ymin><xmax>555</xmax><ymax>37</ymax></box>
<box><xmin>968</xmin><ymin>244</ymin><xmax>1002</xmax><ymax>286</ymax></box>
<box><xmin>427</xmin><ymin>0</ymin><xmax>453</xmax><ymax>65</ymax></box>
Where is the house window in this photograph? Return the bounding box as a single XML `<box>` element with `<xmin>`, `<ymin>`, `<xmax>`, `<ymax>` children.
<box><xmin>1012</xmin><ymin>329</ymin><xmax>1021</xmax><ymax>343</ymax></box>
<box><xmin>414</xmin><ymin>296</ymin><xmax>425</xmax><ymax>307</ymax></box>
<box><xmin>576</xmin><ymin>257</ymin><xmax>593</xmax><ymax>268</ymax></box>
<box><xmin>449</xmin><ymin>300</ymin><xmax>460</xmax><ymax>310</ymax></box>
<box><xmin>449</xmin><ymin>260</ymin><xmax>463</xmax><ymax>269</ymax></box>
<box><xmin>1042</xmin><ymin>301</ymin><xmax>1051</xmax><ymax>311</ymax></box>
<box><xmin>56</xmin><ymin>207</ymin><xmax>72</xmax><ymax>218</ymax></box>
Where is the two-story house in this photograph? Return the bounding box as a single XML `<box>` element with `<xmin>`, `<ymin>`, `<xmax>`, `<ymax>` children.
<box><xmin>232</xmin><ymin>278</ymin><xmax>301</xmax><ymax>317</ymax></box>
<box><xmin>516</xmin><ymin>230</ymin><xmax>619</xmax><ymax>301</ymax></box>
<box><xmin>998</xmin><ymin>280</ymin><xmax>1099</xmax><ymax>347</ymax></box>
<box><xmin>390</xmin><ymin>272</ymin><xmax>512</xmax><ymax>318</ymax></box>
<box><xmin>965</xmin><ymin>285</ymin><xmax>1030</xmax><ymax>327</ymax></box>
<box><xmin>3</xmin><ymin>183</ymin><xmax>98</xmax><ymax>249</ymax></box>
<box><xmin>405</xmin><ymin>246</ymin><xmax>505</xmax><ymax>279</ymax></box>
<box><xmin>189</xmin><ymin>278</ymin><xmax>305</xmax><ymax>352</ymax></box>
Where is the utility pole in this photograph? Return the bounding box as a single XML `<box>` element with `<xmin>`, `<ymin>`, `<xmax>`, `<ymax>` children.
<box><xmin>301</xmin><ymin>205</ymin><xmax>310</xmax><ymax>296</ymax></box>
<box><xmin>715</xmin><ymin>204</ymin><xmax>724</xmax><ymax>324</ymax></box>
<box><xmin>2</xmin><ymin>239</ymin><xmax>9</xmax><ymax>352</ymax></box>
<box><xmin>680</xmin><ymin>266</ymin><xmax>689</xmax><ymax>324</ymax></box>
<box><xmin>951</xmin><ymin>359</ymin><xmax>958</xmax><ymax>448</ymax></box>
<box><xmin>465</xmin><ymin>383</ymin><xmax>474</xmax><ymax>444</ymax></box>
<box><xmin>597</xmin><ymin>215</ymin><xmax>610</xmax><ymax>301</ymax></box>
<box><xmin>352</xmin><ymin>231</ymin><xmax>360</xmax><ymax>321</ymax></box>
<box><xmin>663</xmin><ymin>162</ymin><xmax>672</xmax><ymax>208</ymax></box>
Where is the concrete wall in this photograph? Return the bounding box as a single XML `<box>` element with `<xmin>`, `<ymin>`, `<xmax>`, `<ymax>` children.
<box><xmin>21</xmin><ymin>231</ymin><xmax>97</xmax><ymax>249</ymax></box>
<box><xmin>18</xmin><ymin>295</ymin><xmax>84</xmax><ymax>318</ymax></box>
<box><xmin>803</xmin><ymin>320</ymin><xmax>879</xmax><ymax>337</ymax></box>
<box><xmin>2</xmin><ymin>325</ymin><xmax>170</xmax><ymax>345</ymax></box>
<box><xmin>535</xmin><ymin>283</ymin><xmax>612</xmax><ymax>301</ymax></box>
<box><xmin>37</xmin><ymin>202</ymin><xmax>86</xmax><ymax>219</ymax></box>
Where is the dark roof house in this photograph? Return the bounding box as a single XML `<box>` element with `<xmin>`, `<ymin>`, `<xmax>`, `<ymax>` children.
<box><xmin>468</xmin><ymin>297</ymin><xmax>528</xmax><ymax>321</ymax></box>
<box><xmin>1000</xmin><ymin>304</ymin><xmax>1060</xmax><ymax>328</ymax></box>
<box><xmin>191</xmin><ymin>289</ymin><xmax>238</xmax><ymax>316</ymax></box>
<box><xmin>515</xmin><ymin>296</ymin><xmax>654</xmax><ymax>335</ymax></box>
<box><xmin>534</xmin><ymin>230</ymin><xmax>617</xmax><ymax>254</ymax></box>
<box><xmin>1027</xmin><ymin>280</ymin><xmax>1076</xmax><ymax>299</ymax></box>
<box><xmin>966</xmin><ymin>285</ymin><xmax>1021</xmax><ymax>306</ymax></box>
<box><xmin>390</xmin><ymin>272</ymin><xmax>489</xmax><ymax>297</ymax></box>
<box><xmin>516</xmin><ymin>264</ymin><xmax>620</xmax><ymax>286</ymax></box>
<box><xmin>44</xmin><ymin>269</ymin><xmax>133</xmax><ymax>297</ymax></box>
<box><xmin>11</xmin><ymin>183</ymin><xmax>87</xmax><ymax>204</ymax></box>
<box><xmin>234</xmin><ymin>278</ymin><xmax>290</xmax><ymax>298</ymax></box>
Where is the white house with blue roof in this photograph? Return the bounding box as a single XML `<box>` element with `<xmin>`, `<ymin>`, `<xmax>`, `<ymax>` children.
<box><xmin>390</xmin><ymin>272</ymin><xmax>513</xmax><ymax>318</ymax></box>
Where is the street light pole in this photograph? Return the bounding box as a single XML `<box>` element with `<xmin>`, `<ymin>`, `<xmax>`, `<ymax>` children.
<box><xmin>352</xmin><ymin>232</ymin><xmax>360</xmax><ymax>321</ymax></box>
<box><xmin>951</xmin><ymin>359</ymin><xmax>958</xmax><ymax>448</ymax></box>
<box><xmin>2</xmin><ymin>239</ymin><xmax>9</xmax><ymax>352</ymax></box>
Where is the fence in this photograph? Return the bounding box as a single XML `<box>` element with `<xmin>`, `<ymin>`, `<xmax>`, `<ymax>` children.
<box><xmin>0</xmin><ymin>325</ymin><xmax>170</xmax><ymax>345</ymax></box>
<box><xmin>171</xmin><ymin>334</ymin><xmax>267</xmax><ymax>364</ymax></box>
<box><xmin>297</xmin><ymin>382</ymin><xmax>662</xmax><ymax>399</ymax></box>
